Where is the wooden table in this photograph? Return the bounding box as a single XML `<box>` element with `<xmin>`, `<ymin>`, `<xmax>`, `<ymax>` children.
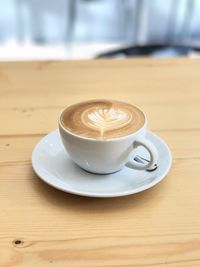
<box><xmin>0</xmin><ymin>58</ymin><xmax>200</xmax><ymax>266</ymax></box>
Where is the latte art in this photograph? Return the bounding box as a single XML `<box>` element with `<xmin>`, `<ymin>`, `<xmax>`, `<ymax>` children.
<box><xmin>60</xmin><ymin>100</ymin><xmax>145</xmax><ymax>139</ymax></box>
<box><xmin>84</xmin><ymin>108</ymin><xmax>132</xmax><ymax>137</ymax></box>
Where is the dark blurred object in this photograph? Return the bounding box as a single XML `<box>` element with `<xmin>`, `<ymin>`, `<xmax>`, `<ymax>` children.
<box><xmin>96</xmin><ymin>44</ymin><xmax>200</xmax><ymax>58</ymax></box>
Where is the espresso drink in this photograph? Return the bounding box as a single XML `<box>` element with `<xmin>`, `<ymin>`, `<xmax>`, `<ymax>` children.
<box><xmin>60</xmin><ymin>100</ymin><xmax>145</xmax><ymax>140</ymax></box>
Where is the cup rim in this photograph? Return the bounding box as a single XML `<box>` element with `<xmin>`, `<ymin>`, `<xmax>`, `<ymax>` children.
<box><xmin>58</xmin><ymin>100</ymin><xmax>147</xmax><ymax>142</ymax></box>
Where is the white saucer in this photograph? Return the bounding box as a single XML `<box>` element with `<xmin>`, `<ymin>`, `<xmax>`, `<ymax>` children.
<box><xmin>32</xmin><ymin>130</ymin><xmax>172</xmax><ymax>198</ymax></box>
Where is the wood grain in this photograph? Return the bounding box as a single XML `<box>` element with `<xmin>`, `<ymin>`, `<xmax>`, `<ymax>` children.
<box><xmin>0</xmin><ymin>58</ymin><xmax>200</xmax><ymax>266</ymax></box>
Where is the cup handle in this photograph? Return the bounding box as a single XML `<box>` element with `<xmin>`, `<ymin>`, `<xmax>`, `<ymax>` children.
<box><xmin>125</xmin><ymin>138</ymin><xmax>158</xmax><ymax>170</ymax></box>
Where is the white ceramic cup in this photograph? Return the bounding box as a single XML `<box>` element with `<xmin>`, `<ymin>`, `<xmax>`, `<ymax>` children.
<box><xmin>58</xmin><ymin>109</ymin><xmax>158</xmax><ymax>174</ymax></box>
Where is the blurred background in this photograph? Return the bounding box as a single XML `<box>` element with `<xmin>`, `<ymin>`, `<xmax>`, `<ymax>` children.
<box><xmin>0</xmin><ymin>0</ymin><xmax>200</xmax><ymax>60</ymax></box>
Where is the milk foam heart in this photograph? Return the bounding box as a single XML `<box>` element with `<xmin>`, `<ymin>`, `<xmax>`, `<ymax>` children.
<box><xmin>84</xmin><ymin>107</ymin><xmax>132</xmax><ymax>138</ymax></box>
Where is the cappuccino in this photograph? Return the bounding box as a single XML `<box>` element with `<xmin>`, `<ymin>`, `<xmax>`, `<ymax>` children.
<box><xmin>60</xmin><ymin>100</ymin><xmax>145</xmax><ymax>140</ymax></box>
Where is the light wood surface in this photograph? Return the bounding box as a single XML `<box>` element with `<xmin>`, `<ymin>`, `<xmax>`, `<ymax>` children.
<box><xmin>0</xmin><ymin>58</ymin><xmax>200</xmax><ymax>266</ymax></box>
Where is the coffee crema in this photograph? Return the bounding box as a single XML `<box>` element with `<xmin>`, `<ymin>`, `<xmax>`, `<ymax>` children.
<box><xmin>60</xmin><ymin>100</ymin><xmax>145</xmax><ymax>140</ymax></box>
